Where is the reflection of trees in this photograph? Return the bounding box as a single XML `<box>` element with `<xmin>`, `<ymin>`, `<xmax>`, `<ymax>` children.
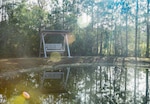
<box><xmin>94</xmin><ymin>66</ymin><xmax>126</xmax><ymax>104</ymax></box>
<box><xmin>0</xmin><ymin>65</ymin><xmax>148</xmax><ymax>103</ymax></box>
<box><xmin>67</xmin><ymin>66</ymin><xmax>147</xmax><ymax>104</ymax></box>
<box><xmin>67</xmin><ymin>66</ymin><xmax>120</xmax><ymax>103</ymax></box>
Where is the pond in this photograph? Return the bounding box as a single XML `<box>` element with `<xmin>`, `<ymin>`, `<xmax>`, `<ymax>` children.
<box><xmin>0</xmin><ymin>64</ymin><xmax>149</xmax><ymax>104</ymax></box>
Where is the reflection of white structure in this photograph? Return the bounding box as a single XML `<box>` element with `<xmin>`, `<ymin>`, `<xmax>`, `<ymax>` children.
<box><xmin>40</xmin><ymin>67</ymin><xmax>70</xmax><ymax>93</ymax></box>
<box><xmin>0</xmin><ymin>94</ymin><xmax>6</xmax><ymax>103</ymax></box>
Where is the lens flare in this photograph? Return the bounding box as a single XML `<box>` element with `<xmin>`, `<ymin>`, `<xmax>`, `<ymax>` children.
<box><xmin>49</xmin><ymin>52</ymin><xmax>61</xmax><ymax>62</ymax></box>
<box><xmin>77</xmin><ymin>13</ymin><xmax>91</xmax><ymax>28</ymax></box>
<box><xmin>22</xmin><ymin>91</ymin><xmax>30</xmax><ymax>99</ymax></box>
<box><xmin>67</xmin><ymin>34</ymin><xmax>76</xmax><ymax>45</ymax></box>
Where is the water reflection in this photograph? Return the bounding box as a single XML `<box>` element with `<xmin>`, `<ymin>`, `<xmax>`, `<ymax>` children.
<box><xmin>0</xmin><ymin>65</ymin><xmax>149</xmax><ymax>104</ymax></box>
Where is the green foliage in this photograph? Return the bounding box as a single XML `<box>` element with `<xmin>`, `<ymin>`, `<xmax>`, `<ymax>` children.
<box><xmin>0</xmin><ymin>0</ymin><xmax>149</xmax><ymax>57</ymax></box>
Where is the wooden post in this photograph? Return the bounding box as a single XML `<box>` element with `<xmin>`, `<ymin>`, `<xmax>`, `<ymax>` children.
<box><xmin>64</xmin><ymin>67</ymin><xmax>70</xmax><ymax>88</ymax></box>
<box><xmin>65</xmin><ymin>34</ymin><xmax>71</xmax><ymax>57</ymax></box>
<box><xmin>42</xmin><ymin>34</ymin><xmax>47</xmax><ymax>58</ymax></box>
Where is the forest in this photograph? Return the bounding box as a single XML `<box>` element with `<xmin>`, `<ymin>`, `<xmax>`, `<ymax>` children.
<box><xmin>0</xmin><ymin>0</ymin><xmax>149</xmax><ymax>58</ymax></box>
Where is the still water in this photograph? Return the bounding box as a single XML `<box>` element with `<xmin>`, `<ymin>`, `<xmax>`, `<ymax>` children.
<box><xmin>0</xmin><ymin>65</ymin><xmax>149</xmax><ymax>104</ymax></box>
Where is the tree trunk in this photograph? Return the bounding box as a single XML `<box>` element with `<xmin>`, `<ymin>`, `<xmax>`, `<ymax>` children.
<box><xmin>125</xmin><ymin>13</ymin><xmax>128</xmax><ymax>57</ymax></box>
<box><xmin>145</xmin><ymin>69</ymin><xmax>149</xmax><ymax>104</ymax></box>
<box><xmin>124</xmin><ymin>68</ymin><xmax>127</xmax><ymax>104</ymax></box>
<box><xmin>100</xmin><ymin>32</ymin><xmax>103</xmax><ymax>55</ymax></box>
<box><xmin>146</xmin><ymin>0</ymin><xmax>150</xmax><ymax>57</ymax></box>
<box><xmin>96</xmin><ymin>7</ymin><xmax>99</xmax><ymax>55</ymax></box>
<box><xmin>114</xmin><ymin>24</ymin><xmax>117</xmax><ymax>56</ymax></box>
<box><xmin>134</xmin><ymin>0</ymin><xmax>138</xmax><ymax>103</ymax></box>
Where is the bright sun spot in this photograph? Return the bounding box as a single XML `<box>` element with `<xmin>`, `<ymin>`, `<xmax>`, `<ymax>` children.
<box><xmin>77</xmin><ymin>13</ymin><xmax>91</xmax><ymax>28</ymax></box>
<box><xmin>94</xmin><ymin>0</ymin><xmax>102</xmax><ymax>3</ymax></box>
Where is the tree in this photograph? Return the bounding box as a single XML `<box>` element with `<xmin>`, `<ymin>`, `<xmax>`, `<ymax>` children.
<box><xmin>146</xmin><ymin>0</ymin><xmax>150</xmax><ymax>57</ymax></box>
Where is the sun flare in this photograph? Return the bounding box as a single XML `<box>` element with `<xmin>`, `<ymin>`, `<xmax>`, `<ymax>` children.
<box><xmin>77</xmin><ymin>13</ymin><xmax>91</xmax><ymax>28</ymax></box>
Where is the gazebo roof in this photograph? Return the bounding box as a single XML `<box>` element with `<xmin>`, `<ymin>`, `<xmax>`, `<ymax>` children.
<box><xmin>41</xmin><ymin>30</ymin><xmax>70</xmax><ymax>35</ymax></box>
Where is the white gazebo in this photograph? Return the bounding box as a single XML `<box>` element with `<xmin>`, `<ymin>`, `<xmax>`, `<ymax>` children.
<box><xmin>39</xmin><ymin>30</ymin><xmax>71</xmax><ymax>58</ymax></box>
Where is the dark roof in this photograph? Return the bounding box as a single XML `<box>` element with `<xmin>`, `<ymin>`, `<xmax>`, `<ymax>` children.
<box><xmin>41</xmin><ymin>30</ymin><xmax>70</xmax><ymax>35</ymax></box>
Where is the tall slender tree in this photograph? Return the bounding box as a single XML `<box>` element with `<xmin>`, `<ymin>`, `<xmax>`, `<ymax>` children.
<box><xmin>146</xmin><ymin>0</ymin><xmax>150</xmax><ymax>57</ymax></box>
<box><xmin>134</xmin><ymin>0</ymin><xmax>138</xmax><ymax>103</ymax></box>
